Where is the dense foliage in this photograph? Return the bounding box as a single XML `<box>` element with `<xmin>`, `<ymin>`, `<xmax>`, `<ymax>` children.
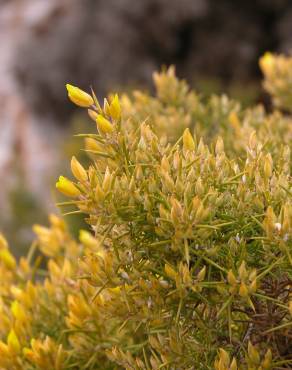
<box><xmin>0</xmin><ymin>53</ymin><xmax>291</xmax><ymax>370</ymax></box>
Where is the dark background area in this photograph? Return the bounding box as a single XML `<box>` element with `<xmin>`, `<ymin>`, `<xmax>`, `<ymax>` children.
<box><xmin>13</xmin><ymin>0</ymin><xmax>292</xmax><ymax>123</ymax></box>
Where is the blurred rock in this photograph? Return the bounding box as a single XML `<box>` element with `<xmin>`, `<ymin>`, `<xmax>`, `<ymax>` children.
<box><xmin>0</xmin><ymin>0</ymin><xmax>62</xmax><ymax>222</ymax></box>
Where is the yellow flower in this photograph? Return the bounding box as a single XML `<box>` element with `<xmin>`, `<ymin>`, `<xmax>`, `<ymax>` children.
<box><xmin>71</xmin><ymin>156</ymin><xmax>88</xmax><ymax>182</ymax></box>
<box><xmin>0</xmin><ymin>249</ymin><xmax>16</xmax><ymax>270</ymax></box>
<box><xmin>96</xmin><ymin>114</ymin><xmax>114</xmax><ymax>134</ymax></box>
<box><xmin>109</xmin><ymin>94</ymin><xmax>121</xmax><ymax>121</ymax></box>
<box><xmin>11</xmin><ymin>301</ymin><xmax>26</xmax><ymax>322</ymax></box>
<box><xmin>66</xmin><ymin>84</ymin><xmax>94</xmax><ymax>107</ymax></box>
<box><xmin>259</xmin><ymin>52</ymin><xmax>274</xmax><ymax>74</ymax></box>
<box><xmin>182</xmin><ymin>128</ymin><xmax>195</xmax><ymax>150</ymax></box>
<box><xmin>56</xmin><ymin>176</ymin><xmax>81</xmax><ymax>197</ymax></box>
<box><xmin>79</xmin><ymin>230</ymin><xmax>98</xmax><ymax>250</ymax></box>
<box><xmin>7</xmin><ymin>329</ymin><xmax>21</xmax><ymax>354</ymax></box>
<box><xmin>88</xmin><ymin>108</ymin><xmax>99</xmax><ymax>122</ymax></box>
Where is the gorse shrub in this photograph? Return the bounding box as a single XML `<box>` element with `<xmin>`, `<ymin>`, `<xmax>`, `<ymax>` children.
<box><xmin>0</xmin><ymin>53</ymin><xmax>291</xmax><ymax>370</ymax></box>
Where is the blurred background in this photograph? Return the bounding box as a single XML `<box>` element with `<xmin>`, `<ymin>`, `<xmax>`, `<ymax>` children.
<box><xmin>1</xmin><ymin>0</ymin><xmax>292</xmax><ymax>254</ymax></box>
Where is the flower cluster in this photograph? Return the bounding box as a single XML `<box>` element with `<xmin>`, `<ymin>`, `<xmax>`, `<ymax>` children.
<box><xmin>0</xmin><ymin>54</ymin><xmax>291</xmax><ymax>369</ymax></box>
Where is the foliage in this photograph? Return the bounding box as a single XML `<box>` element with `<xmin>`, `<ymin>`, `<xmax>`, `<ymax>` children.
<box><xmin>0</xmin><ymin>53</ymin><xmax>292</xmax><ymax>370</ymax></box>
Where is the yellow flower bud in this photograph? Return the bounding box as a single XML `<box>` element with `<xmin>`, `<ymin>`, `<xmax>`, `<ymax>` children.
<box><xmin>263</xmin><ymin>153</ymin><xmax>273</xmax><ymax>178</ymax></box>
<box><xmin>23</xmin><ymin>347</ymin><xmax>34</xmax><ymax>360</ymax></box>
<box><xmin>215</xmin><ymin>136</ymin><xmax>224</xmax><ymax>155</ymax></box>
<box><xmin>230</xmin><ymin>357</ymin><xmax>238</xmax><ymax>370</ymax></box>
<box><xmin>11</xmin><ymin>301</ymin><xmax>26</xmax><ymax>322</ymax></box>
<box><xmin>95</xmin><ymin>183</ymin><xmax>105</xmax><ymax>202</ymax></box>
<box><xmin>165</xmin><ymin>264</ymin><xmax>177</xmax><ymax>280</ymax></box>
<box><xmin>71</xmin><ymin>156</ymin><xmax>88</xmax><ymax>182</ymax></box>
<box><xmin>56</xmin><ymin>176</ymin><xmax>81</xmax><ymax>197</ymax></box>
<box><xmin>218</xmin><ymin>348</ymin><xmax>230</xmax><ymax>366</ymax></box>
<box><xmin>0</xmin><ymin>249</ymin><xmax>16</xmax><ymax>270</ymax></box>
<box><xmin>66</xmin><ymin>84</ymin><xmax>94</xmax><ymax>107</ymax></box>
<box><xmin>109</xmin><ymin>94</ymin><xmax>121</xmax><ymax>121</ymax></box>
<box><xmin>0</xmin><ymin>342</ymin><xmax>9</xmax><ymax>357</ymax></box>
<box><xmin>7</xmin><ymin>329</ymin><xmax>21</xmax><ymax>354</ymax></box>
<box><xmin>259</xmin><ymin>52</ymin><xmax>274</xmax><ymax>74</ymax></box>
<box><xmin>102</xmin><ymin>167</ymin><xmax>112</xmax><ymax>193</ymax></box>
<box><xmin>197</xmin><ymin>266</ymin><xmax>206</xmax><ymax>281</ymax></box>
<box><xmin>88</xmin><ymin>108</ymin><xmax>99</xmax><ymax>122</ymax></box>
<box><xmin>227</xmin><ymin>270</ymin><xmax>237</xmax><ymax>286</ymax></box>
<box><xmin>262</xmin><ymin>348</ymin><xmax>272</xmax><ymax>369</ymax></box>
<box><xmin>195</xmin><ymin>177</ymin><xmax>204</xmax><ymax>196</ymax></box>
<box><xmin>103</xmin><ymin>98</ymin><xmax>111</xmax><ymax>116</ymax></box>
<box><xmin>96</xmin><ymin>114</ymin><xmax>114</xmax><ymax>134</ymax></box>
<box><xmin>238</xmin><ymin>261</ymin><xmax>247</xmax><ymax>280</ymax></box>
<box><xmin>249</xmin><ymin>278</ymin><xmax>257</xmax><ymax>294</ymax></box>
<box><xmin>239</xmin><ymin>282</ymin><xmax>249</xmax><ymax>297</ymax></box>
<box><xmin>228</xmin><ymin>111</ymin><xmax>241</xmax><ymax>130</ymax></box>
<box><xmin>79</xmin><ymin>230</ymin><xmax>98</xmax><ymax>250</ymax></box>
<box><xmin>85</xmin><ymin>138</ymin><xmax>102</xmax><ymax>152</ymax></box>
<box><xmin>49</xmin><ymin>214</ymin><xmax>66</xmax><ymax>230</ymax></box>
<box><xmin>170</xmin><ymin>197</ymin><xmax>183</xmax><ymax>224</ymax></box>
<box><xmin>183</xmin><ymin>128</ymin><xmax>196</xmax><ymax>151</ymax></box>
<box><xmin>248</xmin><ymin>342</ymin><xmax>260</xmax><ymax>365</ymax></box>
<box><xmin>248</xmin><ymin>131</ymin><xmax>257</xmax><ymax>150</ymax></box>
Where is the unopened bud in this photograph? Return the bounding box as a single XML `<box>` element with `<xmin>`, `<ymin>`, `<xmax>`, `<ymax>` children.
<box><xmin>102</xmin><ymin>167</ymin><xmax>112</xmax><ymax>193</ymax></box>
<box><xmin>262</xmin><ymin>348</ymin><xmax>272</xmax><ymax>369</ymax></box>
<box><xmin>183</xmin><ymin>128</ymin><xmax>196</xmax><ymax>151</ymax></box>
<box><xmin>96</xmin><ymin>114</ymin><xmax>114</xmax><ymax>134</ymax></box>
<box><xmin>248</xmin><ymin>342</ymin><xmax>260</xmax><ymax>365</ymax></box>
<box><xmin>259</xmin><ymin>52</ymin><xmax>274</xmax><ymax>74</ymax></box>
<box><xmin>56</xmin><ymin>176</ymin><xmax>81</xmax><ymax>197</ymax></box>
<box><xmin>263</xmin><ymin>153</ymin><xmax>273</xmax><ymax>178</ymax></box>
<box><xmin>227</xmin><ymin>270</ymin><xmax>237</xmax><ymax>286</ymax></box>
<box><xmin>195</xmin><ymin>177</ymin><xmax>204</xmax><ymax>196</ymax></box>
<box><xmin>165</xmin><ymin>264</ymin><xmax>177</xmax><ymax>280</ymax></box>
<box><xmin>239</xmin><ymin>282</ymin><xmax>249</xmax><ymax>297</ymax></box>
<box><xmin>218</xmin><ymin>348</ymin><xmax>230</xmax><ymax>366</ymax></box>
<box><xmin>71</xmin><ymin>156</ymin><xmax>88</xmax><ymax>182</ymax></box>
<box><xmin>66</xmin><ymin>84</ymin><xmax>93</xmax><ymax>107</ymax></box>
<box><xmin>238</xmin><ymin>261</ymin><xmax>247</xmax><ymax>280</ymax></box>
<box><xmin>109</xmin><ymin>94</ymin><xmax>121</xmax><ymax>121</ymax></box>
<box><xmin>215</xmin><ymin>136</ymin><xmax>224</xmax><ymax>155</ymax></box>
<box><xmin>249</xmin><ymin>279</ymin><xmax>257</xmax><ymax>294</ymax></box>
<box><xmin>79</xmin><ymin>230</ymin><xmax>98</xmax><ymax>250</ymax></box>
<box><xmin>230</xmin><ymin>357</ymin><xmax>238</xmax><ymax>370</ymax></box>
<box><xmin>0</xmin><ymin>249</ymin><xmax>16</xmax><ymax>270</ymax></box>
<box><xmin>248</xmin><ymin>131</ymin><xmax>257</xmax><ymax>150</ymax></box>
<box><xmin>197</xmin><ymin>266</ymin><xmax>206</xmax><ymax>281</ymax></box>
<box><xmin>11</xmin><ymin>301</ymin><xmax>26</xmax><ymax>322</ymax></box>
<box><xmin>88</xmin><ymin>109</ymin><xmax>99</xmax><ymax>122</ymax></box>
<box><xmin>7</xmin><ymin>329</ymin><xmax>20</xmax><ymax>354</ymax></box>
<box><xmin>161</xmin><ymin>156</ymin><xmax>170</xmax><ymax>172</ymax></box>
<box><xmin>85</xmin><ymin>138</ymin><xmax>102</xmax><ymax>152</ymax></box>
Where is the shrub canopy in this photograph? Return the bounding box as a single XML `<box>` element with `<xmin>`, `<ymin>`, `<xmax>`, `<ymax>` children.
<box><xmin>0</xmin><ymin>53</ymin><xmax>292</xmax><ymax>370</ymax></box>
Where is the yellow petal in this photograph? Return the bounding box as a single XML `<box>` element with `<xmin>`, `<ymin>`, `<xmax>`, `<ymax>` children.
<box><xmin>7</xmin><ymin>329</ymin><xmax>21</xmax><ymax>354</ymax></box>
<box><xmin>56</xmin><ymin>176</ymin><xmax>81</xmax><ymax>197</ymax></box>
<box><xmin>182</xmin><ymin>128</ymin><xmax>195</xmax><ymax>151</ymax></box>
<box><xmin>66</xmin><ymin>84</ymin><xmax>94</xmax><ymax>107</ymax></box>
<box><xmin>96</xmin><ymin>114</ymin><xmax>114</xmax><ymax>134</ymax></box>
<box><xmin>71</xmin><ymin>156</ymin><xmax>88</xmax><ymax>182</ymax></box>
<box><xmin>109</xmin><ymin>94</ymin><xmax>121</xmax><ymax>121</ymax></box>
